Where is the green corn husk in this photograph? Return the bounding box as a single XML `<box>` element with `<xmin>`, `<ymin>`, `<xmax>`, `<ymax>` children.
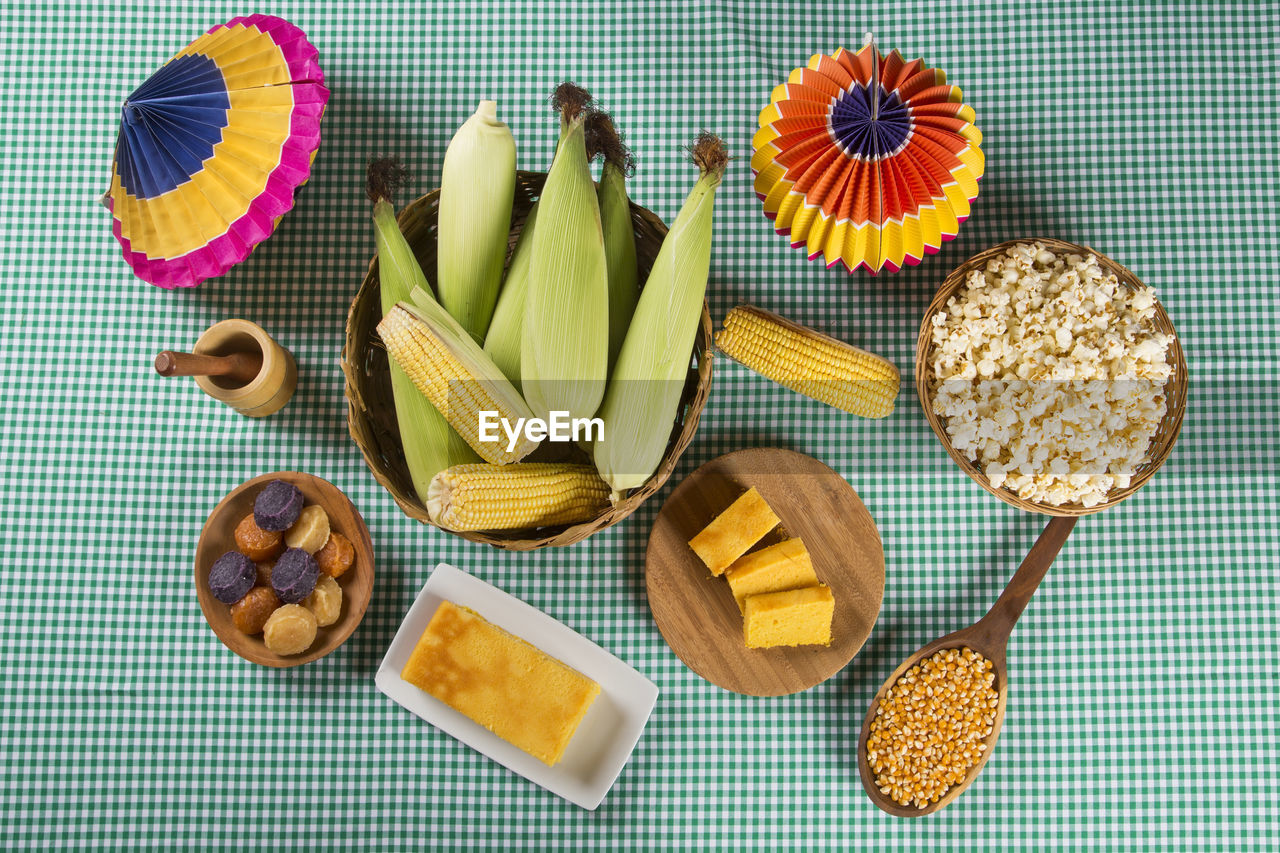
<box><xmin>482</xmin><ymin>202</ymin><xmax>538</xmax><ymax>389</ymax></box>
<box><xmin>591</xmin><ymin>134</ymin><xmax>729</xmax><ymax>497</ymax></box>
<box><xmin>520</xmin><ymin>87</ymin><xmax>609</xmax><ymax>424</ymax></box>
<box><xmin>586</xmin><ymin>110</ymin><xmax>639</xmax><ymax>371</ymax></box>
<box><xmin>367</xmin><ymin>160</ymin><xmax>479</xmax><ymax>501</ymax></box>
<box><xmin>486</xmin><ymin>87</ymin><xmax>595</xmax><ymax>393</ymax></box>
<box><xmin>436</xmin><ymin>100</ymin><xmax>517</xmax><ymax>341</ymax></box>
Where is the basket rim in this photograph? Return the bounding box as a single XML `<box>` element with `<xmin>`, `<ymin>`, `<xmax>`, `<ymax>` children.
<box><xmin>914</xmin><ymin>237</ymin><xmax>1189</xmax><ymax>517</ymax></box>
<box><xmin>342</xmin><ymin>172</ymin><xmax>715</xmax><ymax>549</ymax></box>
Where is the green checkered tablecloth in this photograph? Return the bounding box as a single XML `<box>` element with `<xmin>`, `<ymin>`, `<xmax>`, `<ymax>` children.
<box><xmin>1</xmin><ymin>0</ymin><xmax>1276</xmax><ymax>848</ymax></box>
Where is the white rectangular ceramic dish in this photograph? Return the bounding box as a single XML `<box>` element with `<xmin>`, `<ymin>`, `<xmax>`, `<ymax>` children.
<box><xmin>375</xmin><ymin>563</ymin><xmax>659</xmax><ymax>810</ymax></box>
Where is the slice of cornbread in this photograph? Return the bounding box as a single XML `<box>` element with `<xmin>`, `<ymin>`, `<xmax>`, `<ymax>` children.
<box><xmin>724</xmin><ymin>538</ymin><xmax>819</xmax><ymax>612</ymax></box>
<box><xmin>688</xmin><ymin>487</ymin><xmax>781</xmax><ymax>576</ymax></box>
<box><xmin>400</xmin><ymin>600</ymin><xmax>601</xmax><ymax>766</ymax></box>
<box><xmin>743</xmin><ymin>585</ymin><xmax>834</xmax><ymax>649</ymax></box>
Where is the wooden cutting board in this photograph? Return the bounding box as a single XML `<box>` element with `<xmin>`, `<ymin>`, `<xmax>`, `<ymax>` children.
<box><xmin>645</xmin><ymin>448</ymin><xmax>885</xmax><ymax>696</ymax></box>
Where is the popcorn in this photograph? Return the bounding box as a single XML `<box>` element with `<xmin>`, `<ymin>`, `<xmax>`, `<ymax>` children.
<box><xmin>929</xmin><ymin>242</ymin><xmax>1174</xmax><ymax>507</ymax></box>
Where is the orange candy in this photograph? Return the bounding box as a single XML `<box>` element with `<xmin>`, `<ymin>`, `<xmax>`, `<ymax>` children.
<box><xmin>234</xmin><ymin>514</ymin><xmax>284</xmax><ymax>562</ymax></box>
<box><xmin>316</xmin><ymin>531</ymin><xmax>355</xmax><ymax>579</ymax></box>
<box><xmin>230</xmin><ymin>587</ymin><xmax>282</xmax><ymax>635</ymax></box>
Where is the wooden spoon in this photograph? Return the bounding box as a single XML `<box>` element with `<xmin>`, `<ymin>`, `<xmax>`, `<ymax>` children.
<box><xmin>857</xmin><ymin>515</ymin><xmax>1078</xmax><ymax>816</ymax></box>
<box><xmin>154</xmin><ymin>349</ymin><xmax>262</xmax><ymax>385</ymax></box>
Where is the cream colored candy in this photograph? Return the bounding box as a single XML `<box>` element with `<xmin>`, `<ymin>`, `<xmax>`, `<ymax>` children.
<box><xmin>304</xmin><ymin>575</ymin><xmax>343</xmax><ymax>627</ymax></box>
<box><xmin>262</xmin><ymin>604</ymin><xmax>318</xmax><ymax>655</ymax></box>
<box><xmin>284</xmin><ymin>505</ymin><xmax>330</xmax><ymax>553</ymax></box>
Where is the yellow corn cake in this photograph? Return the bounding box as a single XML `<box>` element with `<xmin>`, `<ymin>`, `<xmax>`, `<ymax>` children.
<box><xmin>688</xmin><ymin>487</ymin><xmax>781</xmax><ymax>576</ymax></box>
<box><xmin>743</xmin><ymin>585</ymin><xmax>834</xmax><ymax>649</ymax></box>
<box><xmin>724</xmin><ymin>538</ymin><xmax>819</xmax><ymax>612</ymax></box>
<box><xmin>400</xmin><ymin>600</ymin><xmax>601</xmax><ymax>766</ymax></box>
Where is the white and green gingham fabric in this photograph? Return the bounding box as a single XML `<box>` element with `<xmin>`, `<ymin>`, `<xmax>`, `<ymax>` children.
<box><xmin>1</xmin><ymin>1</ymin><xmax>1276</xmax><ymax>848</ymax></box>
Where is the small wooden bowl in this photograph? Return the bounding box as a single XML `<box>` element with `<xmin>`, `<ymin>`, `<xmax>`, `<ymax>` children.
<box><xmin>915</xmin><ymin>238</ymin><xmax>1188</xmax><ymax>516</ymax></box>
<box><xmin>343</xmin><ymin>171</ymin><xmax>714</xmax><ymax>550</ymax></box>
<box><xmin>194</xmin><ymin>472</ymin><xmax>374</xmax><ymax>667</ymax></box>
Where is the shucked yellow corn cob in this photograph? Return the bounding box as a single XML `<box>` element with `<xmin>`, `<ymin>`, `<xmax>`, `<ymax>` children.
<box><xmin>426</xmin><ymin>463</ymin><xmax>611</xmax><ymax>532</ymax></box>
<box><xmin>715</xmin><ymin>305</ymin><xmax>900</xmax><ymax>418</ymax></box>
<box><xmin>377</xmin><ymin>298</ymin><xmax>539</xmax><ymax>465</ymax></box>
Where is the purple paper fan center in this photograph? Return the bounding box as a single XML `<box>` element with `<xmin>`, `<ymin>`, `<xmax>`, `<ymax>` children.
<box><xmin>830</xmin><ymin>85</ymin><xmax>911</xmax><ymax>160</ymax></box>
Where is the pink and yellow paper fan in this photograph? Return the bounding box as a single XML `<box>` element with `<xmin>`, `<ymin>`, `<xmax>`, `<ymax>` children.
<box><xmin>752</xmin><ymin>36</ymin><xmax>984</xmax><ymax>274</ymax></box>
<box><xmin>105</xmin><ymin>15</ymin><xmax>329</xmax><ymax>289</ymax></box>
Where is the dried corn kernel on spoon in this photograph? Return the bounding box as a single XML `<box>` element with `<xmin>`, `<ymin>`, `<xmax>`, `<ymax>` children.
<box><xmin>857</xmin><ymin>515</ymin><xmax>1077</xmax><ymax>816</ymax></box>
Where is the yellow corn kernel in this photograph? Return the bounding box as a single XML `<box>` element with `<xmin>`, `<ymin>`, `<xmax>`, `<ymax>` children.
<box><xmin>426</xmin><ymin>463</ymin><xmax>611</xmax><ymax>532</ymax></box>
<box><xmin>715</xmin><ymin>305</ymin><xmax>899</xmax><ymax>418</ymax></box>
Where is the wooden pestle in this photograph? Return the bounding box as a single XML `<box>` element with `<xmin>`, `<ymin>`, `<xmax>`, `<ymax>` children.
<box><xmin>155</xmin><ymin>350</ymin><xmax>263</xmax><ymax>386</ymax></box>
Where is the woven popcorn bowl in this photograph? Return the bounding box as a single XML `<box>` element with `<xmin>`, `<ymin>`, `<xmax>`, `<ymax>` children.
<box><xmin>343</xmin><ymin>171</ymin><xmax>714</xmax><ymax>550</ymax></box>
<box><xmin>915</xmin><ymin>238</ymin><xmax>1188</xmax><ymax>517</ymax></box>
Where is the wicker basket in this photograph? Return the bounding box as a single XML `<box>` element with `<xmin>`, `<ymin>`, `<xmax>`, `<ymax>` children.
<box><xmin>915</xmin><ymin>238</ymin><xmax>1188</xmax><ymax>516</ymax></box>
<box><xmin>343</xmin><ymin>171</ymin><xmax>714</xmax><ymax>549</ymax></box>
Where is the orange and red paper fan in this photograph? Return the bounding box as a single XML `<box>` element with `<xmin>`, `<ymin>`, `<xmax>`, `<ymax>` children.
<box><xmin>752</xmin><ymin>36</ymin><xmax>984</xmax><ymax>274</ymax></box>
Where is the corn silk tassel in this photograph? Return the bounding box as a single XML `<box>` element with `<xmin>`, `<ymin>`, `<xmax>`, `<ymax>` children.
<box><xmin>367</xmin><ymin>160</ymin><xmax>478</xmax><ymax>500</ymax></box>
<box><xmin>436</xmin><ymin>100</ymin><xmax>517</xmax><ymax>342</ymax></box>
<box><xmin>520</xmin><ymin>83</ymin><xmax>609</xmax><ymax>424</ymax></box>
<box><xmin>585</xmin><ymin>110</ymin><xmax>639</xmax><ymax>372</ymax></box>
<box><xmin>592</xmin><ymin>134</ymin><xmax>729</xmax><ymax>498</ymax></box>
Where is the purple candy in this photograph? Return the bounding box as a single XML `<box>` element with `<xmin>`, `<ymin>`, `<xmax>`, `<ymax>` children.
<box><xmin>209</xmin><ymin>551</ymin><xmax>256</xmax><ymax>605</ymax></box>
<box><xmin>254</xmin><ymin>479</ymin><xmax>304</xmax><ymax>532</ymax></box>
<box><xmin>272</xmin><ymin>547</ymin><xmax>320</xmax><ymax>604</ymax></box>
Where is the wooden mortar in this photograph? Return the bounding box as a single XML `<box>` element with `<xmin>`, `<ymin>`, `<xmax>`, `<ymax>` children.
<box><xmin>192</xmin><ymin>319</ymin><xmax>296</xmax><ymax>417</ymax></box>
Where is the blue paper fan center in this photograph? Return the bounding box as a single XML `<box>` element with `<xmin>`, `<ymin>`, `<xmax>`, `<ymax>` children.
<box><xmin>116</xmin><ymin>53</ymin><xmax>230</xmax><ymax>199</ymax></box>
<box><xmin>830</xmin><ymin>85</ymin><xmax>911</xmax><ymax>160</ymax></box>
